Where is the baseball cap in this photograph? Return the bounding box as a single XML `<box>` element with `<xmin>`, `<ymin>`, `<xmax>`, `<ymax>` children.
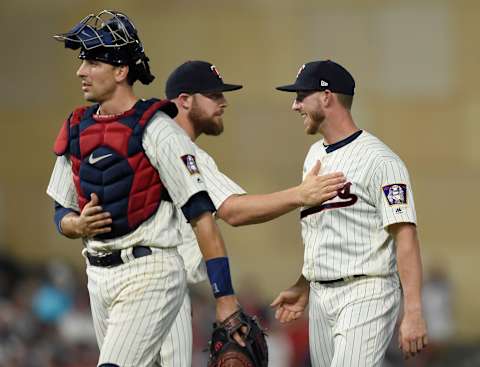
<box><xmin>165</xmin><ymin>60</ymin><xmax>243</xmax><ymax>99</ymax></box>
<box><xmin>276</xmin><ymin>60</ymin><xmax>355</xmax><ymax>96</ymax></box>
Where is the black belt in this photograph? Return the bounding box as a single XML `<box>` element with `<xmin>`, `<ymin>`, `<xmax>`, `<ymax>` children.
<box><xmin>317</xmin><ymin>274</ymin><xmax>366</xmax><ymax>284</ymax></box>
<box><xmin>87</xmin><ymin>246</ymin><xmax>152</xmax><ymax>267</ymax></box>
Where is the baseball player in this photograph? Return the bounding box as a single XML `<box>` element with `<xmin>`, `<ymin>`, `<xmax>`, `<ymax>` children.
<box><xmin>46</xmin><ymin>11</ymin><xmax>246</xmax><ymax>367</ymax></box>
<box><xmin>270</xmin><ymin>60</ymin><xmax>428</xmax><ymax>366</ymax></box>
<box><xmin>158</xmin><ymin>60</ymin><xmax>348</xmax><ymax>366</ymax></box>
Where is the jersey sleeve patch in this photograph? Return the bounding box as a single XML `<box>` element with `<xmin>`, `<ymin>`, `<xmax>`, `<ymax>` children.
<box><xmin>181</xmin><ymin>154</ymin><xmax>200</xmax><ymax>175</ymax></box>
<box><xmin>382</xmin><ymin>184</ymin><xmax>407</xmax><ymax>205</ymax></box>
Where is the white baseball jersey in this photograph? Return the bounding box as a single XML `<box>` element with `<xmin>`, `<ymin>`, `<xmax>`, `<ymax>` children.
<box><xmin>301</xmin><ymin>130</ymin><xmax>417</xmax><ymax>282</ymax></box>
<box><xmin>47</xmin><ymin>110</ymin><xmax>206</xmax><ymax>254</ymax></box>
<box><xmin>301</xmin><ymin>130</ymin><xmax>415</xmax><ymax>367</ymax></box>
<box><xmin>47</xmin><ymin>109</ymin><xmax>211</xmax><ymax>367</ymax></box>
<box><xmin>177</xmin><ymin>146</ymin><xmax>246</xmax><ymax>284</ymax></box>
<box><xmin>160</xmin><ymin>145</ymin><xmax>245</xmax><ymax>367</ymax></box>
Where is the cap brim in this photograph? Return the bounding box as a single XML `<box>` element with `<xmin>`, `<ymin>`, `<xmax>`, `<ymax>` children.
<box><xmin>196</xmin><ymin>84</ymin><xmax>243</xmax><ymax>94</ymax></box>
<box><xmin>215</xmin><ymin>83</ymin><xmax>243</xmax><ymax>92</ymax></box>
<box><xmin>276</xmin><ymin>84</ymin><xmax>299</xmax><ymax>92</ymax></box>
<box><xmin>170</xmin><ymin>84</ymin><xmax>243</xmax><ymax>99</ymax></box>
<box><xmin>275</xmin><ymin>84</ymin><xmax>322</xmax><ymax>92</ymax></box>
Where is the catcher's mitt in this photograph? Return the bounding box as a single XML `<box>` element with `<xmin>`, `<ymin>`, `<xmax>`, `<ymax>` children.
<box><xmin>208</xmin><ymin>309</ymin><xmax>268</xmax><ymax>367</ymax></box>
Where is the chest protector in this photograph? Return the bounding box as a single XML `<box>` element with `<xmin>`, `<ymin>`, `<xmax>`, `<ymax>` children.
<box><xmin>54</xmin><ymin>98</ymin><xmax>178</xmax><ymax>240</ymax></box>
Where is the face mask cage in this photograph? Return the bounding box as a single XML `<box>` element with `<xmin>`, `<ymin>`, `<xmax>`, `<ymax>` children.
<box><xmin>54</xmin><ymin>10</ymin><xmax>155</xmax><ymax>84</ymax></box>
<box><xmin>53</xmin><ymin>10</ymin><xmax>143</xmax><ymax>53</ymax></box>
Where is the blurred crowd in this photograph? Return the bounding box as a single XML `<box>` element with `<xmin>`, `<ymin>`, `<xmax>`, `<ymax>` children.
<box><xmin>0</xmin><ymin>251</ymin><xmax>478</xmax><ymax>367</ymax></box>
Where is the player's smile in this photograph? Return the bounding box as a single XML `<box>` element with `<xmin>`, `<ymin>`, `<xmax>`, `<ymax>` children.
<box><xmin>296</xmin><ymin>106</ymin><xmax>315</xmax><ymax>132</ymax></box>
<box><xmin>299</xmin><ymin>111</ymin><xmax>309</xmax><ymax>124</ymax></box>
<box><xmin>291</xmin><ymin>92</ymin><xmax>325</xmax><ymax>135</ymax></box>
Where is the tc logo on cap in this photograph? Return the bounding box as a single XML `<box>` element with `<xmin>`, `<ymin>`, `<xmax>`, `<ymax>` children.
<box><xmin>320</xmin><ymin>80</ymin><xmax>329</xmax><ymax>87</ymax></box>
<box><xmin>296</xmin><ymin>64</ymin><xmax>306</xmax><ymax>78</ymax></box>
<box><xmin>210</xmin><ymin>65</ymin><xmax>223</xmax><ymax>80</ymax></box>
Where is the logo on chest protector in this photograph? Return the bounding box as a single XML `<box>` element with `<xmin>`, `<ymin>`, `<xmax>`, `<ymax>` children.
<box><xmin>300</xmin><ymin>182</ymin><xmax>358</xmax><ymax>219</ymax></box>
<box><xmin>88</xmin><ymin>153</ymin><xmax>113</xmax><ymax>165</ymax></box>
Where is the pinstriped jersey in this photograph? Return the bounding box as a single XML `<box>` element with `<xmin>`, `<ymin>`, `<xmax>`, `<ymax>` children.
<box><xmin>47</xmin><ymin>110</ymin><xmax>208</xmax><ymax>253</ymax></box>
<box><xmin>301</xmin><ymin>131</ymin><xmax>417</xmax><ymax>281</ymax></box>
<box><xmin>178</xmin><ymin>146</ymin><xmax>246</xmax><ymax>284</ymax></box>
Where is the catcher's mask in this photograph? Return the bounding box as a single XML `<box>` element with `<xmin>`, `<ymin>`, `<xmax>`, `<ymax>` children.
<box><xmin>54</xmin><ymin>10</ymin><xmax>155</xmax><ymax>85</ymax></box>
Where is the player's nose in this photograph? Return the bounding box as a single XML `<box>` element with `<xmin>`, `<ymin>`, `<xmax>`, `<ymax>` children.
<box><xmin>219</xmin><ymin>94</ymin><xmax>228</xmax><ymax>108</ymax></box>
<box><xmin>292</xmin><ymin>99</ymin><xmax>301</xmax><ymax>111</ymax></box>
<box><xmin>76</xmin><ymin>61</ymin><xmax>88</xmax><ymax>78</ymax></box>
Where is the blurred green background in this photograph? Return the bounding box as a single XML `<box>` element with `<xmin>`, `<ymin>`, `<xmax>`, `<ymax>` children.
<box><xmin>0</xmin><ymin>0</ymin><xmax>478</xmax><ymax>344</ymax></box>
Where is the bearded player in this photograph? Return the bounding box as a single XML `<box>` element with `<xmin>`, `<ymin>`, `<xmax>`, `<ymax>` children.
<box><xmin>158</xmin><ymin>60</ymin><xmax>347</xmax><ymax>366</ymax></box>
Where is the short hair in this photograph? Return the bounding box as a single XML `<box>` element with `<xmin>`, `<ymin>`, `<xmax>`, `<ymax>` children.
<box><xmin>336</xmin><ymin>93</ymin><xmax>353</xmax><ymax>110</ymax></box>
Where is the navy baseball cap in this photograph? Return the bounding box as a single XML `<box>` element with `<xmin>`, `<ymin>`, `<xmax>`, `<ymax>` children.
<box><xmin>165</xmin><ymin>60</ymin><xmax>243</xmax><ymax>99</ymax></box>
<box><xmin>276</xmin><ymin>60</ymin><xmax>355</xmax><ymax>96</ymax></box>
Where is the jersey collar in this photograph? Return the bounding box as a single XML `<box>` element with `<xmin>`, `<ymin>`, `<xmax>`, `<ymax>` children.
<box><xmin>324</xmin><ymin>130</ymin><xmax>363</xmax><ymax>153</ymax></box>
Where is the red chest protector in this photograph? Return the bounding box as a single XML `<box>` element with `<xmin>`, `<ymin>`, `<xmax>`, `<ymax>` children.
<box><xmin>54</xmin><ymin>98</ymin><xmax>178</xmax><ymax>240</ymax></box>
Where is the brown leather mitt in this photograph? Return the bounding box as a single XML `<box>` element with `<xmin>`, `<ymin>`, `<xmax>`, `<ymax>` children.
<box><xmin>207</xmin><ymin>309</ymin><xmax>268</xmax><ymax>367</ymax></box>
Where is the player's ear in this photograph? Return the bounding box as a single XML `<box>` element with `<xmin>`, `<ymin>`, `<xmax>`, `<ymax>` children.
<box><xmin>114</xmin><ymin>65</ymin><xmax>130</xmax><ymax>83</ymax></box>
<box><xmin>177</xmin><ymin>93</ymin><xmax>193</xmax><ymax>110</ymax></box>
<box><xmin>321</xmin><ymin>90</ymin><xmax>333</xmax><ymax>107</ymax></box>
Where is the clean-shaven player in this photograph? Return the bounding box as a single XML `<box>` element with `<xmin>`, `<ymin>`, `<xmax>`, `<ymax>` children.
<box><xmin>47</xmin><ymin>11</ymin><xmax>246</xmax><ymax>367</ymax></box>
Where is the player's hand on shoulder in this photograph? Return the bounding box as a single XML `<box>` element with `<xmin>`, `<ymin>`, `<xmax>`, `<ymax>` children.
<box><xmin>398</xmin><ymin>310</ymin><xmax>428</xmax><ymax>359</ymax></box>
<box><xmin>75</xmin><ymin>193</ymin><xmax>112</xmax><ymax>238</ymax></box>
<box><xmin>270</xmin><ymin>278</ymin><xmax>309</xmax><ymax>323</ymax></box>
<box><xmin>299</xmin><ymin>160</ymin><xmax>346</xmax><ymax>206</ymax></box>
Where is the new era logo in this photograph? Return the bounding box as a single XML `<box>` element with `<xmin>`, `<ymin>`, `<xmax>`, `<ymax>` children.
<box><xmin>320</xmin><ymin>80</ymin><xmax>329</xmax><ymax>87</ymax></box>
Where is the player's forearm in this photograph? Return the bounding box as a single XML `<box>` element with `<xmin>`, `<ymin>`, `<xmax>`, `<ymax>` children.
<box><xmin>191</xmin><ymin>211</ymin><xmax>241</xmax><ymax>320</ymax></box>
<box><xmin>295</xmin><ymin>274</ymin><xmax>309</xmax><ymax>290</ymax></box>
<box><xmin>60</xmin><ymin>212</ymin><xmax>83</xmax><ymax>239</ymax></box>
<box><xmin>394</xmin><ymin>224</ymin><xmax>424</xmax><ymax>312</ymax></box>
<box><xmin>217</xmin><ymin>188</ymin><xmax>301</xmax><ymax>226</ymax></box>
<box><xmin>191</xmin><ymin>211</ymin><xmax>228</xmax><ymax>259</ymax></box>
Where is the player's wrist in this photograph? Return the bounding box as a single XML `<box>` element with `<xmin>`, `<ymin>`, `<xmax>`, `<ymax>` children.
<box><xmin>403</xmin><ymin>303</ymin><xmax>423</xmax><ymax>314</ymax></box>
<box><xmin>206</xmin><ymin>256</ymin><xmax>235</xmax><ymax>298</ymax></box>
<box><xmin>294</xmin><ymin>184</ymin><xmax>306</xmax><ymax>206</ymax></box>
<box><xmin>215</xmin><ymin>294</ymin><xmax>239</xmax><ymax>306</ymax></box>
<box><xmin>215</xmin><ymin>295</ymin><xmax>241</xmax><ymax>322</ymax></box>
<box><xmin>61</xmin><ymin>213</ymin><xmax>82</xmax><ymax>238</ymax></box>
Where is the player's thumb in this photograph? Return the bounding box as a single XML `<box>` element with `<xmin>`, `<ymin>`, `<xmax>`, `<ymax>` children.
<box><xmin>90</xmin><ymin>192</ymin><xmax>99</xmax><ymax>205</ymax></box>
<box><xmin>308</xmin><ymin>160</ymin><xmax>321</xmax><ymax>176</ymax></box>
<box><xmin>270</xmin><ymin>294</ymin><xmax>284</xmax><ymax>308</ymax></box>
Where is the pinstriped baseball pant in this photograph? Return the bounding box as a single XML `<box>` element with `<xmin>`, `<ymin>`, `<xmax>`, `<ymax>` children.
<box><xmin>159</xmin><ymin>291</ymin><xmax>192</xmax><ymax>366</ymax></box>
<box><xmin>309</xmin><ymin>275</ymin><xmax>401</xmax><ymax>367</ymax></box>
<box><xmin>86</xmin><ymin>248</ymin><xmax>187</xmax><ymax>367</ymax></box>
